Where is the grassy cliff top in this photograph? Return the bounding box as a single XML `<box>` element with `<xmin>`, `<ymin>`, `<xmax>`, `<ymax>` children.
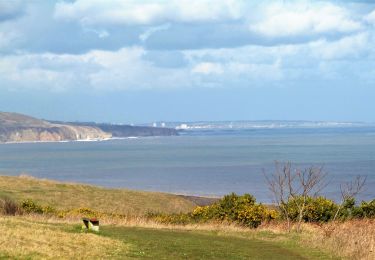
<box><xmin>0</xmin><ymin>112</ymin><xmax>51</xmax><ymax>128</ymax></box>
<box><xmin>0</xmin><ymin>175</ymin><xmax>196</xmax><ymax>215</ymax></box>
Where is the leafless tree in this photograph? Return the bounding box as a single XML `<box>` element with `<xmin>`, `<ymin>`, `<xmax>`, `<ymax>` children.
<box><xmin>290</xmin><ymin>165</ymin><xmax>328</xmax><ymax>232</ymax></box>
<box><xmin>264</xmin><ymin>162</ymin><xmax>293</xmax><ymax>231</ymax></box>
<box><xmin>264</xmin><ymin>161</ymin><xmax>328</xmax><ymax>232</ymax></box>
<box><xmin>332</xmin><ymin>175</ymin><xmax>367</xmax><ymax>221</ymax></box>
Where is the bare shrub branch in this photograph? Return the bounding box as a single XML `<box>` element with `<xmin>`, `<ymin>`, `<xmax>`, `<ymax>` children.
<box><xmin>333</xmin><ymin>175</ymin><xmax>367</xmax><ymax>221</ymax></box>
<box><xmin>264</xmin><ymin>161</ymin><xmax>328</xmax><ymax>232</ymax></box>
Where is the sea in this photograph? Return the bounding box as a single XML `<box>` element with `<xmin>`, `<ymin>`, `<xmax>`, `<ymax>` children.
<box><xmin>0</xmin><ymin>121</ymin><xmax>374</xmax><ymax>203</ymax></box>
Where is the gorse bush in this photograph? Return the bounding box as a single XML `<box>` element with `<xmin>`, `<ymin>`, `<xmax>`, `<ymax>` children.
<box><xmin>191</xmin><ymin>193</ymin><xmax>278</xmax><ymax>228</ymax></box>
<box><xmin>283</xmin><ymin>196</ymin><xmax>375</xmax><ymax>222</ymax></box>
<box><xmin>336</xmin><ymin>198</ymin><xmax>375</xmax><ymax>219</ymax></box>
<box><xmin>150</xmin><ymin>193</ymin><xmax>278</xmax><ymax>228</ymax></box>
<box><xmin>20</xmin><ymin>199</ymin><xmax>55</xmax><ymax>214</ymax></box>
<box><xmin>237</xmin><ymin>204</ymin><xmax>279</xmax><ymax>228</ymax></box>
<box><xmin>358</xmin><ymin>199</ymin><xmax>375</xmax><ymax>218</ymax></box>
<box><xmin>286</xmin><ymin>196</ymin><xmax>338</xmax><ymax>223</ymax></box>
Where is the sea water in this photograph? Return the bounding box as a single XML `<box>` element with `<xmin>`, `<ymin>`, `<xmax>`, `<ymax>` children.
<box><xmin>0</xmin><ymin>123</ymin><xmax>374</xmax><ymax>202</ymax></box>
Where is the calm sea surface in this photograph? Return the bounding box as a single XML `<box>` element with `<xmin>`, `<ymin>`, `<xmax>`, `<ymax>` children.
<box><xmin>0</xmin><ymin>126</ymin><xmax>374</xmax><ymax>202</ymax></box>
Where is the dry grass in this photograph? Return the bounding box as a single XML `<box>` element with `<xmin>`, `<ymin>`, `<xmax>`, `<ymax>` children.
<box><xmin>247</xmin><ymin>220</ymin><xmax>375</xmax><ymax>260</ymax></box>
<box><xmin>0</xmin><ymin>175</ymin><xmax>196</xmax><ymax>214</ymax></box>
<box><xmin>0</xmin><ymin>216</ymin><xmax>128</xmax><ymax>259</ymax></box>
<box><xmin>6</xmin><ymin>202</ymin><xmax>372</xmax><ymax>259</ymax></box>
<box><xmin>3</xmin><ymin>214</ymin><xmax>373</xmax><ymax>259</ymax></box>
<box><xmin>299</xmin><ymin>219</ymin><xmax>375</xmax><ymax>260</ymax></box>
<box><xmin>1</xmin><ymin>175</ymin><xmax>373</xmax><ymax>259</ymax></box>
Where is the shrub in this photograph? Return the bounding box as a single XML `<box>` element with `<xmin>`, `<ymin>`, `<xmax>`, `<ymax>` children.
<box><xmin>20</xmin><ymin>199</ymin><xmax>55</xmax><ymax>214</ymax></box>
<box><xmin>340</xmin><ymin>199</ymin><xmax>375</xmax><ymax>219</ymax></box>
<box><xmin>214</xmin><ymin>193</ymin><xmax>256</xmax><ymax>221</ymax></box>
<box><xmin>21</xmin><ymin>199</ymin><xmax>44</xmax><ymax>214</ymax></box>
<box><xmin>150</xmin><ymin>193</ymin><xmax>276</xmax><ymax>228</ymax></box>
<box><xmin>237</xmin><ymin>205</ymin><xmax>278</xmax><ymax>228</ymax></box>
<box><xmin>0</xmin><ymin>197</ymin><xmax>20</xmax><ymax>215</ymax></box>
<box><xmin>286</xmin><ymin>196</ymin><xmax>338</xmax><ymax>222</ymax></box>
<box><xmin>359</xmin><ymin>199</ymin><xmax>375</xmax><ymax>218</ymax></box>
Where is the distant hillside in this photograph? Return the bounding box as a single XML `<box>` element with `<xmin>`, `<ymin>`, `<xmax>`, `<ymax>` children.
<box><xmin>0</xmin><ymin>175</ymin><xmax>196</xmax><ymax>214</ymax></box>
<box><xmin>0</xmin><ymin>112</ymin><xmax>177</xmax><ymax>143</ymax></box>
<box><xmin>0</xmin><ymin>112</ymin><xmax>50</xmax><ymax>128</ymax></box>
<box><xmin>50</xmin><ymin>121</ymin><xmax>179</xmax><ymax>137</ymax></box>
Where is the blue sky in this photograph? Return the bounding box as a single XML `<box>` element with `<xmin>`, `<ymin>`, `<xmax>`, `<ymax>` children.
<box><xmin>0</xmin><ymin>0</ymin><xmax>375</xmax><ymax>123</ymax></box>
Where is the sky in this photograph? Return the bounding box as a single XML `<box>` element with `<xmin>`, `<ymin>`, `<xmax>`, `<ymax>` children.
<box><xmin>0</xmin><ymin>0</ymin><xmax>375</xmax><ymax>123</ymax></box>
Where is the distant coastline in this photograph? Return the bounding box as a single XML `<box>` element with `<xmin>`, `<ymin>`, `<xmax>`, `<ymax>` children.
<box><xmin>0</xmin><ymin>136</ymin><xmax>156</xmax><ymax>145</ymax></box>
<box><xmin>0</xmin><ymin>111</ymin><xmax>178</xmax><ymax>143</ymax></box>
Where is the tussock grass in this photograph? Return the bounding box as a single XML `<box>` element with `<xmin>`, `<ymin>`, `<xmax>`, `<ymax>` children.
<box><xmin>0</xmin><ymin>175</ymin><xmax>196</xmax><ymax>214</ymax></box>
<box><xmin>299</xmin><ymin>219</ymin><xmax>375</xmax><ymax>260</ymax></box>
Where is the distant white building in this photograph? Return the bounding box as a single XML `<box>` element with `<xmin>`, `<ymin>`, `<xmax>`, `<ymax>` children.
<box><xmin>176</xmin><ymin>123</ymin><xmax>188</xmax><ymax>130</ymax></box>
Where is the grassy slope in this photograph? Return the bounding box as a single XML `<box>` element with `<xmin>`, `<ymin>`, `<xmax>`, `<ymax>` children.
<box><xmin>0</xmin><ymin>216</ymin><xmax>334</xmax><ymax>260</ymax></box>
<box><xmin>0</xmin><ymin>175</ymin><xmax>196</xmax><ymax>214</ymax></box>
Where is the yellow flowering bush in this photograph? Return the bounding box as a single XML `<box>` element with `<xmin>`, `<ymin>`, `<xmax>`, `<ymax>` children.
<box><xmin>20</xmin><ymin>199</ymin><xmax>56</xmax><ymax>214</ymax></box>
<box><xmin>151</xmin><ymin>193</ymin><xmax>276</xmax><ymax>228</ymax></box>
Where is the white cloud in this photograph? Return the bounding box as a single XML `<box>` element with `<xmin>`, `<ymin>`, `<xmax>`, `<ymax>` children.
<box><xmin>192</xmin><ymin>62</ymin><xmax>223</xmax><ymax>75</ymax></box>
<box><xmin>54</xmin><ymin>0</ymin><xmax>243</xmax><ymax>26</ymax></box>
<box><xmin>310</xmin><ymin>32</ymin><xmax>370</xmax><ymax>60</ymax></box>
<box><xmin>1</xmin><ymin>25</ymin><xmax>374</xmax><ymax>93</ymax></box>
<box><xmin>249</xmin><ymin>2</ymin><xmax>362</xmax><ymax>37</ymax></box>
<box><xmin>139</xmin><ymin>23</ymin><xmax>170</xmax><ymax>42</ymax></box>
<box><xmin>0</xmin><ymin>47</ymin><xmax>193</xmax><ymax>91</ymax></box>
<box><xmin>365</xmin><ymin>9</ymin><xmax>375</xmax><ymax>25</ymax></box>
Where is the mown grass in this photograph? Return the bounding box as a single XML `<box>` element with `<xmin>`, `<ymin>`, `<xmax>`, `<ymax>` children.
<box><xmin>0</xmin><ymin>175</ymin><xmax>196</xmax><ymax>214</ymax></box>
<box><xmin>98</xmin><ymin>226</ymin><xmax>337</xmax><ymax>259</ymax></box>
<box><xmin>0</xmin><ymin>216</ymin><xmax>335</xmax><ymax>260</ymax></box>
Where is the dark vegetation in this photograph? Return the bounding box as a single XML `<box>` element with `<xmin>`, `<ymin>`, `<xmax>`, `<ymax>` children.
<box><xmin>95</xmin><ymin>123</ymin><xmax>178</xmax><ymax>137</ymax></box>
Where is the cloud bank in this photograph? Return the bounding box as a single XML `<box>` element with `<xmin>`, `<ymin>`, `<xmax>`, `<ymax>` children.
<box><xmin>0</xmin><ymin>0</ymin><xmax>374</xmax><ymax>92</ymax></box>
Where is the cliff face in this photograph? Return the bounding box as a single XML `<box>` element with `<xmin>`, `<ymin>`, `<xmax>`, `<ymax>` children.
<box><xmin>0</xmin><ymin>112</ymin><xmax>178</xmax><ymax>143</ymax></box>
<box><xmin>48</xmin><ymin>121</ymin><xmax>179</xmax><ymax>137</ymax></box>
<box><xmin>0</xmin><ymin>112</ymin><xmax>111</xmax><ymax>143</ymax></box>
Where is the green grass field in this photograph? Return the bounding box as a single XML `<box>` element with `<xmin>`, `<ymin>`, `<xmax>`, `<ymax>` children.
<box><xmin>97</xmin><ymin>226</ymin><xmax>335</xmax><ymax>259</ymax></box>
<box><xmin>0</xmin><ymin>216</ymin><xmax>335</xmax><ymax>259</ymax></box>
<box><xmin>0</xmin><ymin>175</ymin><xmax>353</xmax><ymax>259</ymax></box>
